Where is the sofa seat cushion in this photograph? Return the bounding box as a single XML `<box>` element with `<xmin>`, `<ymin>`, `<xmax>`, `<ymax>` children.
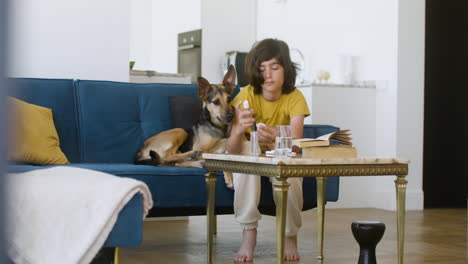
<box><xmin>9</xmin><ymin>163</ymin><xmax>233</xmax><ymax>210</ymax></box>
<box><xmin>68</xmin><ymin>163</ymin><xmax>210</xmax><ymax>176</ymax></box>
<box><xmin>7</xmin><ymin>163</ymin><xmax>338</xmax><ymax>213</ymax></box>
<box><xmin>7</xmin><ymin>165</ymin><xmax>234</xmax><ymax>218</ymax></box>
<box><xmin>64</xmin><ymin>163</ymin><xmax>233</xmax><ymax>209</ymax></box>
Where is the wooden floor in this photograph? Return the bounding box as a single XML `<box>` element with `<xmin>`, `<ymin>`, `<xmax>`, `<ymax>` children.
<box><xmin>121</xmin><ymin>208</ymin><xmax>467</xmax><ymax>264</ymax></box>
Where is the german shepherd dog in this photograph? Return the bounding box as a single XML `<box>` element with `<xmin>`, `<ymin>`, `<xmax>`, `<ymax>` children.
<box><xmin>134</xmin><ymin>65</ymin><xmax>236</xmax><ymax>168</ymax></box>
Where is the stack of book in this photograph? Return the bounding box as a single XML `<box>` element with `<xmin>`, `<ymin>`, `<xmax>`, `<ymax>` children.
<box><xmin>293</xmin><ymin>130</ymin><xmax>357</xmax><ymax>158</ymax></box>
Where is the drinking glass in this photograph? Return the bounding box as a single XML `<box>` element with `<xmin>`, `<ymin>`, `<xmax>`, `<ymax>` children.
<box><xmin>250</xmin><ymin>131</ymin><xmax>261</xmax><ymax>156</ymax></box>
<box><xmin>274</xmin><ymin>125</ymin><xmax>292</xmax><ymax>158</ymax></box>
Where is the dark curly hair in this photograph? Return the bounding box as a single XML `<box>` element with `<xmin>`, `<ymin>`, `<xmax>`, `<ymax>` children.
<box><xmin>245</xmin><ymin>38</ymin><xmax>298</xmax><ymax>94</ymax></box>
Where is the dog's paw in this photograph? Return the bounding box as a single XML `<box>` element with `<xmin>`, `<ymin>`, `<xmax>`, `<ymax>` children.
<box><xmin>189</xmin><ymin>150</ymin><xmax>202</xmax><ymax>160</ymax></box>
<box><xmin>225</xmin><ymin>182</ymin><xmax>234</xmax><ymax>190</ymax></box>
<box><xmin>223</xmin><ymin>172</ymin><xmax>234</xmax><ymax>190</ymax></box>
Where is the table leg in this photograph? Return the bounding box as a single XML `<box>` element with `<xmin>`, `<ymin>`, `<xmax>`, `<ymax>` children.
<box><xmin>316</xmin><ymin>176</ymin><xmax>327</xmax><ymax>260</ymax></box>
<box><xmin>395</xmin><ymin>175</ymin><xmax>407</xmax><ymax>264</ymax></box>
<box><xmin>205</xmin><ymin>171</ymin><xmax>217</xmax><ymax>264</ymax></box>
<box><xmin>114</xmin><ymin>247</ymin><xmax>120</xmax><ymax>264</ymax></box>
<box><xmin>273</xmin><ymin>177</ymin><xmax>290</xmax><ymax>264</ymax></box>
<box><xmin>213</xmin><ymin>215</ymin><xmax>217</xmax><ymax>235</ymax></box>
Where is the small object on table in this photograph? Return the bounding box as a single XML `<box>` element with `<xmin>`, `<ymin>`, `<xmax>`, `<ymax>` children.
<box><xmin>351</xmin><ymin>221</ymin><xmax>386</xmax><ymax>264</ymax></box>
<box><xmin>274</xmin><ymin>125</ymin><xmax>293</xmax><ymax>158</ymax></box>
<box><xmin>316</xmin><ymin>70</ymin><xmax>330</xmax><ymax>83</ymax></box>
<box><xmin>250</xmin><ymin>122</ymin><xmax>261</xmax><ymax>156</ymax></box>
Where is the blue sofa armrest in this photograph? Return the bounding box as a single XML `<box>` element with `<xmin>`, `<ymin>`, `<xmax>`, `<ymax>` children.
<box><xmin>302</xmin><ymin>124</ymin><xmax>340</xmax><ymax>205</ymax></box>
<box><xmin>303</xmin><ymin>124</ymin><xmax>340</xmax><ymax>139</ymax></box>
<box><xmin>103</xmin><ymin>193</ymin><xmax>143</xmax><ymax>248</ymax></box>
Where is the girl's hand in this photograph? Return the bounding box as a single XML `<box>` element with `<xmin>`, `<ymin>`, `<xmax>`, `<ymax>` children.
<box><xmin>232</xmin><ymin>101</ymin><xmax>255</xmax><ymax>135</ymax></box>
<box><xmin>257</xmin><ymin>124</ymin><xmax>275</xmax><ymax>144</ymax></box>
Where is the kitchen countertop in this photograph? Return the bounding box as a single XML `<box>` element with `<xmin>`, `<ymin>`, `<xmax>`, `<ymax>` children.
<box><xmin>130</xmin><ymin>70</ymin><xmax>192</xmax><ymax>78</ymax></box>
<box><xmin>296</xmin><ymin>81</ymin><xmax>376</xmax><ymax>89</ymax></box>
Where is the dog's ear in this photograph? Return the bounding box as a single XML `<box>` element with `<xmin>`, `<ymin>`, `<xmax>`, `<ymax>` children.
<box><xmin>197</xmin><ymin>76</ymin><xmax>211</xmax><ymax>101</ymax></box>
<box><xmin>222</xmin><ymin>65</ymin><xmax>237</xmax><ymax>94</ymax></box>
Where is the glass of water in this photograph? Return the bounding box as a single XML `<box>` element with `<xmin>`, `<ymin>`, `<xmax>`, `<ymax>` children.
<box><xmin>274</xmin><ymin>125</ymin><xmax>292</xmax><ymax>158</ymax></box>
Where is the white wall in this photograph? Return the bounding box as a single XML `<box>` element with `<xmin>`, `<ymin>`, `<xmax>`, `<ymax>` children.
<box><xmin>256</xmin><ymin>0</ymin><xmax>424</xmax><ymax>210</ymax></box>
<box><xmin>147</xmin><ymin>0</ymin><xmax>200</xmax><ymax>73</ymax></box>
<box><xmin>8</xmin><ymin>0</ymin><xmax>130</xmax><ymax>82</ymax></box>
<box><xmin>395</xmin><ymin>0</ymin><xmax>425</xmax><ymax>210</ymax></box>
<box><xmin>130</xmin><ymin>0</ymin><xmax>153</xmax><ymax>70</ymax></box>
<box><xmin>257</xmin><ymin>0</ymin><xmax>397</xmax><ymax>84</ymax></box>
<box><xmin>201</xmin><ymin>0</ymin><xmax>257</xmax><ymax>83</ymax></box>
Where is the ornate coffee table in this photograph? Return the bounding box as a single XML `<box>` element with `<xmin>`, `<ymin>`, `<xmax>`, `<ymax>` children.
<box><xmin>202</xmin><ymin>153</ymin><xmax>409</xmax><ymax>264</ymax></box>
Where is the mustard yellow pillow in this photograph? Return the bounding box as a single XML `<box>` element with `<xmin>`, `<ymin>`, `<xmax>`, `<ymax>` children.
<box><xmin>7</xmin><ymin>96</ymin><xmax>70</xmax><ymax>165</ymax></box>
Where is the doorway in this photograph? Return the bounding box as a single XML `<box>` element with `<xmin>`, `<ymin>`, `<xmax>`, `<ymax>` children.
<box><xmin>423</xmin><ymin>0</ymin><xmax>467</xmax><ymax>208</ymax></box>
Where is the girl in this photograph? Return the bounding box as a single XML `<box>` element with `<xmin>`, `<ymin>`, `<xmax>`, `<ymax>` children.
<box><xmin>227</xmin><ymin>38</ymin><xmax>310</xmax><ymax>262</ymax></box>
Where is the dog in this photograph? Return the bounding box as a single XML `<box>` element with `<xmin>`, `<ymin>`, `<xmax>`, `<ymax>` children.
<box><xmin>134</xmin><ymin>65</ymin><xmax>236</xmax><ymax>168</ymax></box>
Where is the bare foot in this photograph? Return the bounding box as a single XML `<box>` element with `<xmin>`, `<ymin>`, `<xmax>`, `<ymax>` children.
<box><xmin>234</xmin><ymin>229</ymin><xmax>257</xmax><ymax>262</ymax></box>
<box><xmin>284</xmin><ymin>235</ymin><xmax>300</xmax><ymax>261</ymax></box>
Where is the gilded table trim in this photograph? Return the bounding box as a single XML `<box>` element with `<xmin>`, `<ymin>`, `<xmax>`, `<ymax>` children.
<box><xmin>204</xmin><ymin>159</ymin><xmax>408</xmax><ymax>177</ymax></box>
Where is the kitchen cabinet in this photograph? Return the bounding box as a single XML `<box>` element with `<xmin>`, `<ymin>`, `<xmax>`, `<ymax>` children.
<box><xmin>296</xmin><ymin>84</ymin><xmax>313</xmax><ymax>124</ymax></box>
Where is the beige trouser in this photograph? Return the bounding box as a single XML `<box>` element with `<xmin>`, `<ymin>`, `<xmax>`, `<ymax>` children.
<box><xmin>233</xmin><ymin>172</ymin><xmax>303</xmax><ymax>236</ymax></box>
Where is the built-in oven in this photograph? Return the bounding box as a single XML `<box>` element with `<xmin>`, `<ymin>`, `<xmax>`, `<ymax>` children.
<box><xmin>177</xmin><ymin>29</ymin><xmax>201</xmax><ymax>84</ymax></box>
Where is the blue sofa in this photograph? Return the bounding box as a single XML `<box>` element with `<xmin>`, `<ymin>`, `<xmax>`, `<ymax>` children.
<box><xmin>6</xmin><ymin>78</ymin><xmax>339</xmax><ymax>255</ymax></box>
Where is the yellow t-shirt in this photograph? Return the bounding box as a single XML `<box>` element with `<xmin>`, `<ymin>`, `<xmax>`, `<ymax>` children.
<box><xmin>232</xmin><ymin>85</ymin><xmax>310</xmax><ymax>133</ymax></box>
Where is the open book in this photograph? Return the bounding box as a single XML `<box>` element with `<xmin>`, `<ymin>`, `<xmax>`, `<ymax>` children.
<box><xmin>293</xmin><ymin>129</ymin><xmax>352</xmax><ymax>148</ymax></box>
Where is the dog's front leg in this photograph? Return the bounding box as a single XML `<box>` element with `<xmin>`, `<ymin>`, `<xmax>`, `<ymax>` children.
<box><xmin>164</xmin><ymin>149</ymin><xmax>202</xmax><ymax>163</ymax></box>
<box><xmin>223</xmin><ymin>171</ymin><xmax>234</xmax><ymax>189</ymax></box>
<box><xmin>175</xmin><ymin>160</ymin><xmax>204</xmax><ymax>168</ymax></box>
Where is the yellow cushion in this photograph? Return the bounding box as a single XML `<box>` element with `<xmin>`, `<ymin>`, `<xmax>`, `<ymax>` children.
<box><xmin>7</xmin><ymin>97</ymin><xmax>70</xmax><ymax>165</ymax></box>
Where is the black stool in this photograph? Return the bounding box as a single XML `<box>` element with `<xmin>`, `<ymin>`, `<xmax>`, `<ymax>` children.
<box><xmin>351</xmin><ymin>221</ymin><xmax>386</xmax><ymax>264</ymax></box>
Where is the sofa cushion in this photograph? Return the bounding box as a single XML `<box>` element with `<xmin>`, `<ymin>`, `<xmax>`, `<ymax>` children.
<box><xmin>7</xmin><ymin>78</ymin><xmax>80</xmax><ymax>162</ymax></box>
<box><xmin>169</xmin><ymin>95</ymin><xmax>202</xmax><ymax>130</ymax></box>
<box><xmin>75</xmin><ymin>80</ymin><xmax>200</xmax><ymax>163</ymax></box>
<box><xmin>68</xmin><ymin>163</ymin><xmax>210</xmax><ymax>176</ymax></box>
<box><xmin>65</xmin><ymin>163</ymin><xmax>234</xmax><ymax>208</ymax></box>
<box><xmin>6</xmin><ymin>97</ymin><xmax>69</xmax><ymax>165</ymax></box>
<box><xmin>6</xmin><ymin>162</ymin><xmax>339</xmax><ymax>216</ymax></box>
<box><xmin>168</xmin><ymin>85</ymin><xmax>241</xmax><ymax>130</ymax></box>
<box><xmin>7</xmin><ymin>163</ymin><xmax>235</xmax><ymax>210</ymax></box>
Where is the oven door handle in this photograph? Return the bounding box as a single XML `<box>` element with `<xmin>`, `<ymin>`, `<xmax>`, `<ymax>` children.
<box><xmin>178</xmin><ymin>44</ymin><xmax>200</xmax><ymax>51</ymax></box>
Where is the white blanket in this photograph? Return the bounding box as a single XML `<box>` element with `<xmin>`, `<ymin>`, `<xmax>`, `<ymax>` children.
<box><xmin>6</xmin><ymin>166</ymin><xmax>153</xmax><ymax>264</ymax></box>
